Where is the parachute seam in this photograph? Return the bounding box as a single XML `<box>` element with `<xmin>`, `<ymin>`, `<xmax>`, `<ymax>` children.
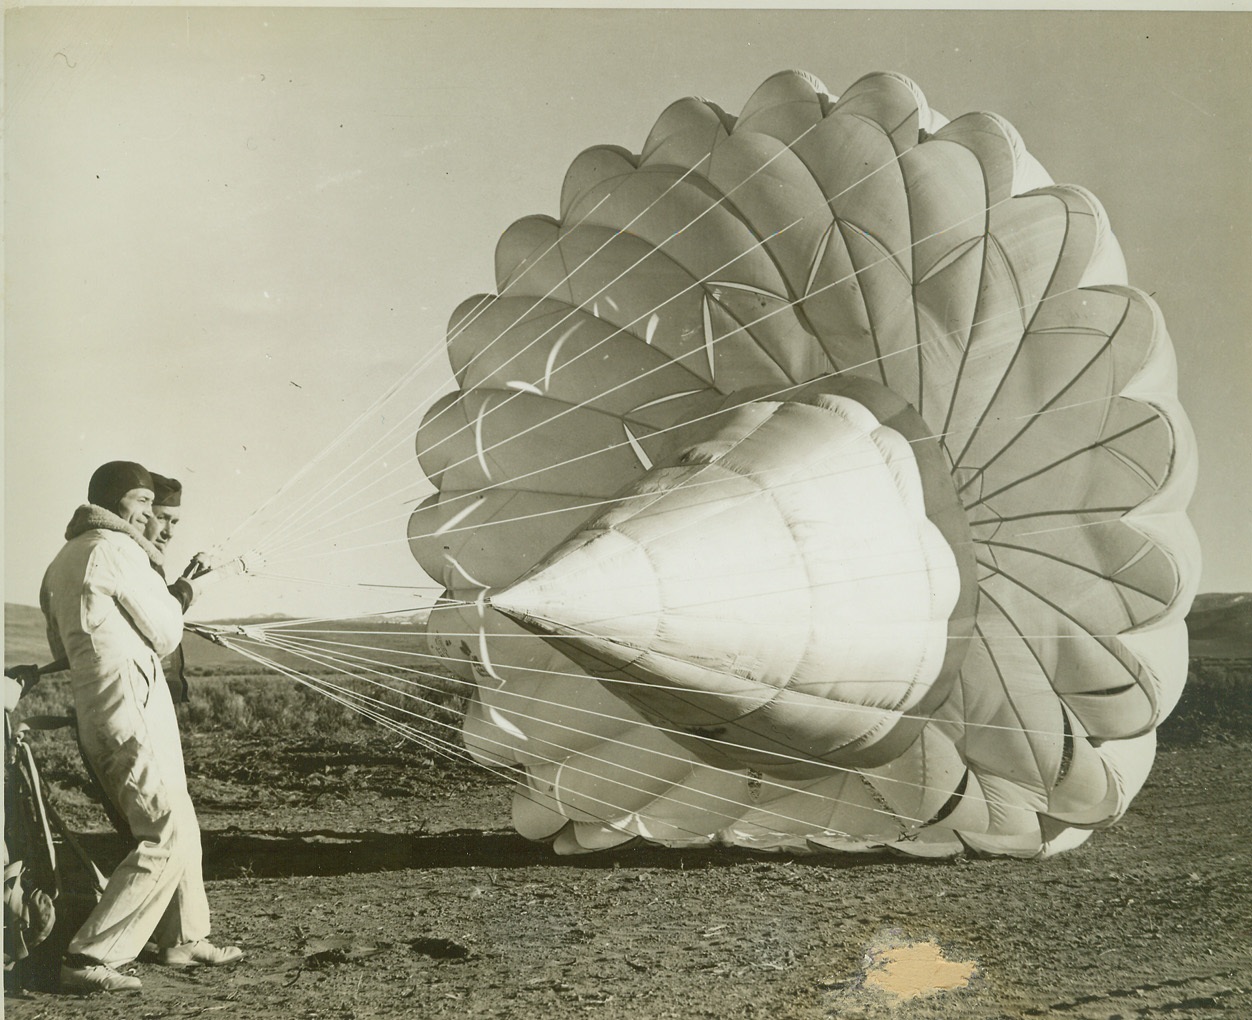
<box><xmin>950</xmin><ymin>191</ymin><xmax>1074</xmax><ymax>470</ymax></box>
<box><xmin>737</xmin><ymin>433</ymin><xmax>825</xmax><ymax>726</ymax></box>
<box><xmin>462</xmin><ymin>302</ymin><xmax>714</xmax><ymax>393</ymax></box>
<box><xmin>976</xmin><ymin>562</ymin><xmax>1157</xmax><ymax>732</ymax></box>
<box><xmin>535</xmin><ymin>219</ymin><xmax>796</xmax><ymax>391</ymax></box>
<box><xmin>969</xmin><ymin>413</ymin><xmax>1158</xmax><ymax>510</ymax></box>
<box><xmin>968</xmin><ymin>506</ymin><xmax>1129</xmax><ymax>526</ymax></box>
<box><xmin>432</xmin><ymin>388</ymin><xmax>664</xmax><ymax>497</ymax></box>
<box><xmin>940</xmin><ymin>192</ymin><xmax>1002</xmax><ymax>445</ymax></box>
<box><xmin>967</xmin><ymin>617</ymin><xmax>1052</xmax><ymax>820</ymax></box>
<box><xmin>956</xmin><ymin>297</ymin><xmax>1132</xmax><ymax>499</ymax></box>
<box><xmin>833</xmin><ymin>218</ymin><xmax>891</xmax><ymax>387</ymax></box>
<box><xmin>582</xmin><ymin>410</ymin><xmax>831</xmax><ymax>740</ymax></box>
<box><xmin>617</xmin><ymin>496</ymin><xmax>788</xmax><ymax>730</ymax></box>
<box><xmin>900</xmin><ymin>148</ymin><xmax>926</xmax><ymax>416</ymax></box>
<box><xmin>700</xmin><ymin>283</ymin><xmax>801</xmax><ymax>386</ymax></box>
<box><xmin>974</xmin><ymin>587</ymin><xmax>1113</xmax><ymax>804</ymax></box>
<box><xmin>1098</xmin><ymin>432</ymin><xmax>1168</xmax><ymax>491</ymax></box>
<box><xmin>978</xmin><ymin>538</ymin><xmax>1170</xmax><ymax>611</ymax></box>
<box><xmin>687</xmin><ymin>164</ymin><xmax>806</xmax><ymax>306</ymax></box>
<box><xmin>847</xmin><ymin>103</ymin><xmax>923</xmax><ymax>411</ymax></box>
<box><xmin>655</xmin><ymin>158</ymin><xmax>809</xmax><ymax>380</ymax></box>
<box><xmin>670</xmin><ymin>413</ymin><xmax>813</xmax><ymax>729</ymax></box>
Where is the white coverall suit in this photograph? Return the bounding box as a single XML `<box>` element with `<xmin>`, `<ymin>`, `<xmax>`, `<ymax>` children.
<box><xmin>40</xmin><ymin>507</ymin><xmax>210</xmax><ymax>967</ymax></box>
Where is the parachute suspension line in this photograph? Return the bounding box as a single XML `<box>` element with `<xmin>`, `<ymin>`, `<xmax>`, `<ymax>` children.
<box><xmin>243</xmin><ymin>643</ymin><xmax>461</xmax><ymax>744</ymax></box>
<box><xmin>238</xmin><ymin>569</ymin><xmax>445</xmax><ymax>595</ymax></box>
<box><xmin>235</xmin><ymin>569</ymin><xmax>477</xmax><ymax>610</ymax></box>
<box><xmin>266</xmin><ymin>638</ymin><xmax>881</xmax><ymax>846</ymax></box>
<box><xmin>208</xmin><ymin>589</ymin><xmax>476</xmax><ymax>627</ymax></box>
<box><xmin>214</xmin><ymin>635</ymin><xmax>471</xmax><ymax>766</ymax></box>
<box><xmin>249</xmin><ymin>625</ymin><xmax>1068</xmax><ymax>839</ymax></box>
<box><xmin>263</xmin><ymin>682</ymin><xmax>506</xmax><ymax>785</ymax></box>
<box><xmin>217</xmin><ymin>316</ymin><xmax>471</xmax><ymax>554</ymax></box>
<box><xmin>410</xmin><ymin>108</ymin><xmax>947</xmax><ymax>476</ymax></box>
<box><xmin>262</xmin><ymin>197</ymin><xmax>1032</xmax><ymax>568</ymax></box>
<box><xmin>259</xmin><ymin>624</ymin><xmax>1141</xmax><ymax>644</ymax></box>
<box><xmin>262</xmin><ymin>373</ymin><xmax>1138</xmax><ymax>570</ymax></box>
<box><xmin>232</xmin><ymin>629</ymin><xmax>793</xmax><ymax>839</ymax></box>
<box><xmin>231</xmin><ymin>377</ymin><xmax>447</xmax><ymax>566</ymax></box>
<box><xmin>240</xmin><ymin>628</ymin><xmax>944</xmax><ymax>834</ymax></box>
<box><xmin>254</xmin><ymin>243</ymin><xmax>810</xmax><ymax>565</ymax></box>
<box><xmin>282</xmin><ymin>270</ymin><xmax>1098</xmax><ymax>572</ymax></box>
<box><xmin>218</xmin><ymin>627</ymin><xmax>560</xmax><ymax>787</ymax></box>
<box><xmin>235</xmin><ymin>414</ymin><xmax>431</xmax><ymax>564</ymax></box>
<box><xmin>257</xmin><ymin>633</ymin><xmax>938</xmax><ymax>833</ymax></box>
<box><xmin>226</xmin><ymin>191</ymin><xmax>622</xmax><ymax>557</ymax></box>
<box><xmin>186</xmin><ymin>604</ymin><xmax>472</xmax><ymax>655</ymax></box>
<box><xmin>264</xmin><ymin>440</ymin><xmax>957</xmax><ymax>564</ymax></box>
<box><xmin>404</xmin><ymin>121</ymin><xmax>834</xmax><ymax>468</ymax></box>
<box><xmin>401</xmin><ymin>155</ymin><xmax>1001</xmax><ymax>498</ymax></box>
<box><xmin>305</xmin><ymin>201</ymin><xmax>1020</xmax><ymax>566</ymax></box>
<box><xmin>243</xmin><ymin>160</ymin><xmax>728</xmax><ymax>559</ymax></box>
<box><xmin>371</xmin><ymin>165</ymin><xmax>904</xmax><ymax>517</ymax></box>
<box><xmin>230</xmin><ymin>575</ymin><xmax>478</xmax><ymax>624</ymax></box>
<box><xmin>255</xmin><ymin>627</ymin><xmax>1119</xmax><ymax>747</ymax></box>
<box><xmin>224</xmin><ymin>635</ymin><xmax>796</xmax><ymax>847</ymax></box>
<box><xmin>259</xmin><ymin>377</ymin><xmax>1141</xmax><ymax>623</ymax></box>
<box><xmin>263</xmin><ymin>119</ymin><xmax>915</xmax><ymax>561</ymax></box>
<box><xmin>230</xmin><ymin>190</ymin><xmax>620</xmax><ymax>555</ymax></box>
<box><xmin>259</xmin><ymin>142</ymin><xmax>1046</xmax><ymax>568</ymax></box>
<box><xmin>258</xmin><ymin>214</ymin><xmax>809</xmax><ymax>563</ymax></box>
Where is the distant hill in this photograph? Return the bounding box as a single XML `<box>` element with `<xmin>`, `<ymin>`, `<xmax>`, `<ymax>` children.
<box><xmin>4</xmin><ymin>602</ymin><xmax>49</xmax><ymax>664</ymax></box>
<box><xmin>1186</xmin><ymin>593</ymin><xmax>1252</xmax><ymax>659</ymax></box>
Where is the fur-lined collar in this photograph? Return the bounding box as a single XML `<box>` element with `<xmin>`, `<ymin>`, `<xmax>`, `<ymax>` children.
<box><xmin>65</xmin><ymin>504</ymin><xmax>164</xmax><ymax>570</ymax></box>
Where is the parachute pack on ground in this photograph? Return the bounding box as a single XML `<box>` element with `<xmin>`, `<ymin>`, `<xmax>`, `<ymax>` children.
<box><xmin>408</xmin><ymin>70</ymin><xmax>1199</xmax><ymax>857</ymax></box>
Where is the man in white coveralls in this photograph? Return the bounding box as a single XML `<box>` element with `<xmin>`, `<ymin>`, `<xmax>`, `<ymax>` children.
<box><xmin>40</xmin><ymin>461</ymin><xmax>242</xmax><ymax>993</ymax></box>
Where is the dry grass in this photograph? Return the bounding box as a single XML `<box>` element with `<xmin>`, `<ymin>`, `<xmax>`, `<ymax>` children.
<box><xmin>185</xmin><ymin>669</ymin><xmax>466</xmax><ymax>744</ymax></box>
<box><xmin>10</xmin><ymin>659</ymin><xmax>470</xmax><ymax>801</ymax></box>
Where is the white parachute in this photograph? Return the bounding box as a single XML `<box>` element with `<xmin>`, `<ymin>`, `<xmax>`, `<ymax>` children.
<box><xmin>408</xmin><ymin>70</ymin><xmax>1199</xmax><ymax>857</ymax></box>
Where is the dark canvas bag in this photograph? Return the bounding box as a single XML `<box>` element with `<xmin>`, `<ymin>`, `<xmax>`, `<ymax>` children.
<box><xmin>4</xmin><ymin>708</ymin><xmax>106</xmax><ymax>991</ymax></box>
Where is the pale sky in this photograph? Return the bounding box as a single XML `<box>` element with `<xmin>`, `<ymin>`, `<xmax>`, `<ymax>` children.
<box><xmin>5</xmin><ymin>6</ymin><xmax>1251</xmax><ymax>622</ymax></box>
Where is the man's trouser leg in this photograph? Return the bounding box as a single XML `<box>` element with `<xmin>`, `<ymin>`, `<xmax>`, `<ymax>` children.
<box><xmin>149</xmin><ymin>809</ymin><xmax>211</xmax><ymax>949</ymax></box>
<box><xmin>68</xmin><ymin>669</ymin><xmax>210</xmax><ymax>966</ymax></box>
<box><xmin>71</xmin><ymin>710</ymin><xmax>135</xmax><ymax>844</ymax></box>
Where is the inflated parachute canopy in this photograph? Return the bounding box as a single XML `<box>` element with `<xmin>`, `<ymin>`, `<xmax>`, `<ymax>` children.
<box><xmin>409</xmin><ymin>70</ymin><xmax>1198</xmax><ymax>857</ymax></box>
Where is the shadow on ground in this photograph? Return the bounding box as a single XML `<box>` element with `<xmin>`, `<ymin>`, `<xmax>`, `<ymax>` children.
<box><xmin>75</xmin><ymin>827</ymin><xmax>912</xmax><ymax>880</ymax></box>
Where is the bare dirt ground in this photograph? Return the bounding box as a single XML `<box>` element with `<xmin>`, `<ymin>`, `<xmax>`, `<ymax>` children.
<box><xmin>6</xmin><ymin>729</ymin><xmax>1251</xmax><ymax>1020</ymax></box>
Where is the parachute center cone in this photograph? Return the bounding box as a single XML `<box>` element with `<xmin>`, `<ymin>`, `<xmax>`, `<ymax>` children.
<box><xmin>488</xmin><ymin>379</ymin><xmax>977</xmax><ymax>771</ymax></box>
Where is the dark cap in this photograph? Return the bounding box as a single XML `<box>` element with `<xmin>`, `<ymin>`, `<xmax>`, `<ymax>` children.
<box><xmin>150</xmin><ymin>473</ymin><xmax>182</xmax><ymax>507</ymax></box>
<box><xmin>88</xmin><ymin>461</ymin><xmax>154</xmax><ymax>514</ymax></box>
